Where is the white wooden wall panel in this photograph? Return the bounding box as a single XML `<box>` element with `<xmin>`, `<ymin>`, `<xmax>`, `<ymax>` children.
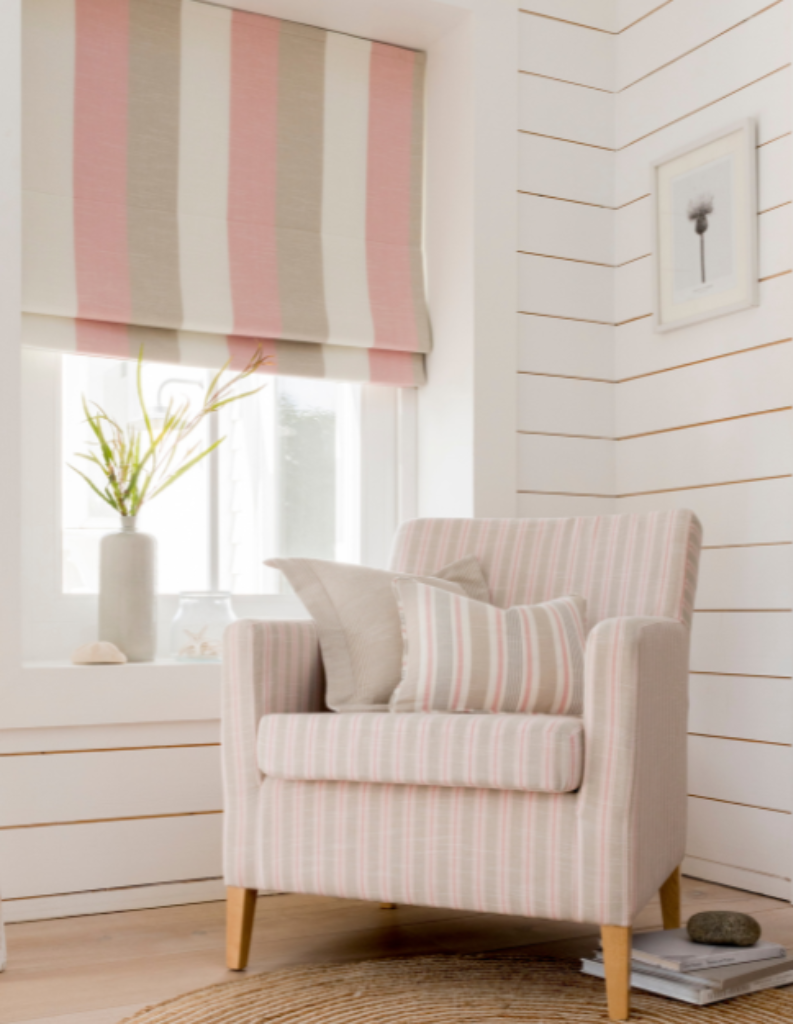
<box><xmin>520</xmin><ymin>3</ymin><xmax>616</xmax><ymax>33</ymax></box>
<box><xmin>0</xmin><ymin>814</ymin><xmax>222</xmax><ymax>899</ymax></box>
<box><xmin>0</xmin><ymin>719</ymin><xmax>220</xmax><ymax>754</ymax></box>
<box><xmin>758</xmin><ymin>134</ymin><xmax>793</xmax><ymax>211</ymax></box>
<box><xmin>519</xmin><ymin>133</ymin><xmax>614</xmax><ymax>207</ymax></box>
<box><xmin>616</xmin><ymin>0</ymin><xmax>785</xmax><ymax>91</ymax></box>
<box><xmin>691</xmin><ymin>612</ymin><xmax>792</xmax><ymax>678</ymax></box>
<box><xmin>616</xmin><ymin>0</ymin><xmax>670</xmax><ymax>33</ymax></box>
<box><xmin>760</xmin><ymin>205</ymin><xmax>793</xmax><ymax>279</ymax></box>
<box><xmin>519</xmin><ymin>254</ymin><xmax>614</xmax><ymax>323</ymax></box>
<box><xmin>519</xmin><ymin>74</ymin><xmax>614</xmax><ymax>149</ymax></box>
<box><xmin>517</xmin><ymin>375</ymin><xmax>613</xmax><ymax>436</ymax></box>
<box><xmin>690</xmin><ymin>675</ymin><xmax>792</xmax><ymax>745</ymax></box>
<box><xmin>615</xmin><ymin>70</ymin><xmax>791</xmax><ymax>206</ymax></box>
<box><xmin>517</xmin><ymin>435</ymin><xmax>614</xmax><ymax>495</ymax></box>
<box><xmin>518</xmin><ymin>317</ymin><xmax>614</xmax><ymax>380</ymax></box>
<box><xmin>519</xmin><ymin>13</ymin><xmax>614</xmax><ymax>91</ymax></box>
<box><xmin>686</xmin><ymin>797</ymin><xmax>791</xmax><ymax>885</ymax></box>
<box><xmin>617</xmin><ymin>478</ymin><xmax>792</xmax><ymax>547</ymax></box>
<box><xmin>516</xmin><ymin>0</ymin><xmax>793</xmax><ymax>897</ymax></box>
<box><xmin>518</xmin><ymin>193</ymin><xmax>613</xmax><ymax>265</ymax></box>
<box><xmin>517</xmin><ymin>493</ymin><xmax>617</xmax><ymax>518</ymax></box>
<box><xmin>616</xmin><ymin>343</ymin><xmax>793</xmax><ymax>438</ymax></box>
<box><xmin>518</xmin><ymin>0</ymin><xmax>790</xmax><ymax>897</ymax></box>
<box><xmin>516</xmin><ymin>6</ymin><xmax>616</xmax><ymax>516</ymax></box>
<box><xmin>615</xmin><ymin>198</ymin><xmax>650</xmax><ymax>267</ymax></box>
<box><xmin>615</xmin><ymin>277</ymin><xmax>791</xmax><ymax>381</ymax></box>
<box><xmin>617</xmin><ymin>412</ymin><xmax>792</xmax><ymax>495</ymax></box>
<box><xmin>696</xmin><ymin>546</ymin><xmax>792</xmax><ymax>611</ymax></box>
<box><xmin>689</xmin><ymin>734</ymin><xmax>792</xmax><ymax>812</ymax></box>
<box><xmin>614</xmin><ymin>258</ymin><xmax>650</xmax><ymax>324</ymax></box>
<box><xmin>615</xmin><ymin>1</ymin><xmax>791</xmax><ymax>150</ymax></box>
<box><xmin>0</xmin><ymin>747</ymin><xmax>222</xmax><ymax>827</ymax></box>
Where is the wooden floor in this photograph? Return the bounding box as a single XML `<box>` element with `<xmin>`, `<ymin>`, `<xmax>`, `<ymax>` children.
<box><xmin>1</xmin><ymin>877</ymin><xmax>791</xmax><ymax>1024</ymax></box>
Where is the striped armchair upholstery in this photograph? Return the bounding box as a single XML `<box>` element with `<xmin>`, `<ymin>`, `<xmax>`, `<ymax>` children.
<box><xmin>222</xmin><ymin>510</ymin><xmax>702</xmax><ymax>1019</ymax></box>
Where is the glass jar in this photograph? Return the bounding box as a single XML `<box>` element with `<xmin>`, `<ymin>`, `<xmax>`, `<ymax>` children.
<box><xmin>170</xmin><ymin>592</ymin><xmax>236</xmax><ymax>663</ymax></box>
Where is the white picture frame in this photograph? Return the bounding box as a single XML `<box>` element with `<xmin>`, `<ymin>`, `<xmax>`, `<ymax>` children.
<box><xmin>652</xmin><ymin>119</ymin><xmax>758</xmax><ymax>333</ymax></box>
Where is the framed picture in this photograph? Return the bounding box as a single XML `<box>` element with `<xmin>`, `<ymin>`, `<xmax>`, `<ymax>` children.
<box><xmin>652</xmin><ymin>119</ymin><xmax>757</xmax><ymax>333</ymax></box>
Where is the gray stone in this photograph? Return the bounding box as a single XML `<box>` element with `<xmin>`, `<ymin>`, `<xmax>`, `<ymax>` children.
<box><xmin>687</xmin><ymin>911</ymin><xmax>762</xmax><ymax>947</ymax></box>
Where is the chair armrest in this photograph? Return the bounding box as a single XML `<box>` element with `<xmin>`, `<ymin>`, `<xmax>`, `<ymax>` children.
<box><xmin>221</xmin><ymin>619</ymin><xmax>325</xmax><ymax>887</ymax></box>
<box><xmin>576</xmin><ymin>616</ymin><xmax>689</xmax><ymax>926</ymax></box>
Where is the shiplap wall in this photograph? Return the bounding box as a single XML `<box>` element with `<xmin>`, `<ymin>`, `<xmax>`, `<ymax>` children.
<box><xmin>616</xmin><ymin>0</ymin><xmax>792</xmax><ymax>899</ymax></box>
<box><xmin>4</xmin><ymin>0</ymin><xmax>790</xmax><ymax>923</ymax></box>
<box><xmin>0</xmin><ymin>722</ymin><xmax>225</xmax><ymax>922</ymax></box>
<box><xmin>518</xmin><ymin>0</ymin><xmax>793</xmax><ymax>898</ymax></box>
<box><xmin>517</xmin><ymin>0</ymin><xmax>616</xmax><ymax>520</ymax></box>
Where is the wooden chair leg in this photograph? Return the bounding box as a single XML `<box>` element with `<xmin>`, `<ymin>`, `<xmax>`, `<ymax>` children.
<box><xmin>380</xmin><ymin>902</ymin><xmax>397</xmax><ymax>909</ymax></box>
<box><xmin>601</xmin><ymin>925</ymin><xmax>631</xmax><ymax>1022</ymax></box>
<box><xmin>659</xmin><ymin>866</ymin><xmax>681</xmax><ymax>930</ymax></box>
<box><xmin>227</xmin><ymin>887</ymin><xmax>257</xmax><ymax>970</ymax></box>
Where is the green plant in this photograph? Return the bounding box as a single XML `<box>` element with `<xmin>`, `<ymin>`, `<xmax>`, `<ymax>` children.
<box><xmin>70</xmin><ymin>348</ymin><xmax>269</xmax><ymax>518</ymax></box>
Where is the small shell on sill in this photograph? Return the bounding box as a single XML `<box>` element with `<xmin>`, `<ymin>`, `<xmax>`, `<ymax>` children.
<box><xmin>71</xmin><ymin>641</ymin><xmax>128</xmax><ymax>665</ymax></box>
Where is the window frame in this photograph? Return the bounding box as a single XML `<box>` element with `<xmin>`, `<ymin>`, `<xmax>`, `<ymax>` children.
<box><xmin>22</xmin><ymin>348</ymin><xmax>416</xmax><ymax>663</ymax></box>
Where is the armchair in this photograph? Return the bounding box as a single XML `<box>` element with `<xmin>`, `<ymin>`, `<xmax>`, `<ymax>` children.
<box><xmin>222</xmin><ymin>511</ymin><xmax>702</xmax><ymax>1021</ymax></box>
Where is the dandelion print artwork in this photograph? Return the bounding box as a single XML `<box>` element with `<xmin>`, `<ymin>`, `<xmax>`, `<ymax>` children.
<box><xmin>653</xmin><ymin>121</ymin><xmax>757</xmax><ymax>331</ymax></box>
<box><xmin>687</xmin><ymin>194</ymin><xmax>714</xmax><ymax>284</ymax></box>
<box><xmin>671</xmin><ymin>155</ymin><xmax>735</xmax><ymax>305</ymax></box>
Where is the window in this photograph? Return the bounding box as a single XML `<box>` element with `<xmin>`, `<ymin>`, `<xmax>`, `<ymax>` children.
<box><xmin>61</xmin><ymin>354</ymin><xmax>398</xmax><ymax>595</ymax></box>
<box><xmin>22</xmin><ymin>349</ymin><xmax>413</xmax><ymax>661</ymax></box>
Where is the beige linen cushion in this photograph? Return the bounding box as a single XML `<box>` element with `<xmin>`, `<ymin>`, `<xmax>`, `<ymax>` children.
<box><xmin>390</xmin><ymin>580</ymin><xmax>586</xmax><ymax>715</ymax></box>
<box><xmin>265</xmin><ymin>556</ymin><xmax>490</xmax><ymax>711</ymax></box>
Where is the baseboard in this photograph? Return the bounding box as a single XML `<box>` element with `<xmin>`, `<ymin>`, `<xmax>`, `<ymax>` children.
<box><xmin>683</xmin><ymin>855</ymin><xmax>791</xmax><ymax>901</ymax></box>
<box><xmin>7</xmin><ymin>858</ymin><xmax>785</xmax><ymax>924</ymax></box>
<box><xmin>3</xmin><ymin>877</ymin><xmax>227</xmax><ymax>922</ymax></box>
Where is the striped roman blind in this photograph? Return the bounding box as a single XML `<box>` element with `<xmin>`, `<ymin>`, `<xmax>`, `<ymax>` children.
<box><xmin>21</xmin><ymin>0</ymin><xmax>430</xmax><ymax>386</ymax></box>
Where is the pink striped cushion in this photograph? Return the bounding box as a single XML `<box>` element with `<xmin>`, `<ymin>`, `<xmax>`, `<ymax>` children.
<box><xmin>258</xmin><ymin>712</ymin><xmax>584</xmax><ymax>793</ymax></box>
<box><xmin>390</xmin><ymin>582</ymin><xmax>586</xmax><ymax>715</ymax></box>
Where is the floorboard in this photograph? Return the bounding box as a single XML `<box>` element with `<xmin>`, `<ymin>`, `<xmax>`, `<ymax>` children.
<box><xmin>2</xmin><ymin>876</ymin><xmax>789</xmax><ymax>1024</ymax></box>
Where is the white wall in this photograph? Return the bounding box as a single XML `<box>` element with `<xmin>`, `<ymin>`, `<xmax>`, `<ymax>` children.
<box><xmin>516</xmin><ymin>2</ymin><xmax>616</xmax><ymax>520</ymax></box>
<box><xmin>0</xmin><ymin>0</ymin><xmax>518</xmax><ymax>923</ymax></box>
<box><xmin>5</xmin><ymin>0</ymin><xmax>786</xmax><ymax>921</ymax></box>
<box><xmin>420</xmin><ymin>2</ymin><xmax>517</xmax><ymax>519</ymax></box>
<box><xmin>518</xmin><ymin>0</ymin><xmax>793</xmax><ymax>899</ymax></box>
<box><xmin>615</xmin><ymin>0</ymin><xmax>793</xmax><ymax>900</ymax></box>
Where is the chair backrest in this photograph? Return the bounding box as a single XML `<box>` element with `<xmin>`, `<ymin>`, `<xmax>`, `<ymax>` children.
<box><xmin>390</xmin><ymin>510</ymin><xmax>702</xmax><ymax>630</ymax></box>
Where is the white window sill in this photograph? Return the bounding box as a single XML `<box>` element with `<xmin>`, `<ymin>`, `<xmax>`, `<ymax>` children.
<box><xmin>24</xmin><ymin>658</ymin><xmax>223</xmax><ymax>673</ymax></box>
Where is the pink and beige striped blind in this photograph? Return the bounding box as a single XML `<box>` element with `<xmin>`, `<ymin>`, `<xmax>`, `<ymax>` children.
<box><xmin>22</xmin><ymin>0</ymin><xmax>430</xmax><ymax>386</ymax></box>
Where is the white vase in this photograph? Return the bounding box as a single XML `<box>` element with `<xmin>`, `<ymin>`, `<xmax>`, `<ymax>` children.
<box><xmin>98</xmin><ymin>516</ymin><xmax>157</xmax><ymax>662</ymax></box>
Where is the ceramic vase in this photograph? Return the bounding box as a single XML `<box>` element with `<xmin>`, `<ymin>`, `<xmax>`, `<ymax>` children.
<box><xmin>98</xmin><ymin>516</ymin><xmax>157</xmax><ymax>662</ymax></box>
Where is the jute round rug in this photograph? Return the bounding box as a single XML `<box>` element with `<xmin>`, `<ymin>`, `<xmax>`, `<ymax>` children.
<box><xmin>119</xmin><ymin>953</ymin><xmax>793</xmax><ymax>1023</ymax></box>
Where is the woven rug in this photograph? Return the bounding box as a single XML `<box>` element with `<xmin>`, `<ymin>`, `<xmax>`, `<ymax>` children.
<box><xmin>120</xmin><ymin>953</ymin><xmax>793</xmax><ymax>1022</ymax></box>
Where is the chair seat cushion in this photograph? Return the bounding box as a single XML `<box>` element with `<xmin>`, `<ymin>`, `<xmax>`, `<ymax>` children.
<box><xmin>257</xmin><ymin>712</ymin><xmax>584</xmax><ymax>793</ymax></box>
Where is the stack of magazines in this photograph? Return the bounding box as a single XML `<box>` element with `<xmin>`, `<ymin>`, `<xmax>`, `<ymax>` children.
<box><xmin>581</xmin><ymin>928</ymin><xmax>793</xmax><ymax>1005</ymax></box>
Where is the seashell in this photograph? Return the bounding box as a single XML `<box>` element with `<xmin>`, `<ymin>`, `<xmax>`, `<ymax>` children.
<box><xmin>71</xmin><ymin>641</ymin><xmax>128</xmax><ymax>665</ymax></box>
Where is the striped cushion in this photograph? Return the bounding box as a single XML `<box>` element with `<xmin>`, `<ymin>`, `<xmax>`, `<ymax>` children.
<box><xmin>390</xmin><ymin>583</ymin><xmax>586</xmax><ymax>715</ymax></box>
<box><xmin>258</xmin><ymin>712</ymin><xmax>584</xmax><ymax>793</ymax></box>
<box><xmin>265</xmin><ymin>555</ymin><xmax>490</xmax><ymax>712</ymax></box>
